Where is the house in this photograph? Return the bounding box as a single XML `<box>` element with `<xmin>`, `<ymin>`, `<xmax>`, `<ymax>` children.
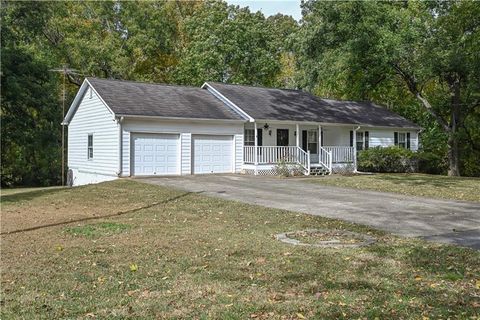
<box><xmin>62</xmin><ymin>78</ymin><xmax>421</xmax><ymax>186</ymax></box>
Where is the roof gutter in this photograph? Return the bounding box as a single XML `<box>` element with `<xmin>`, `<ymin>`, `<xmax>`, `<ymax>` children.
<box><xmin>115</xmin><ymin>114</ymin><xmax>247</xmax><ymax>123</ymax></box>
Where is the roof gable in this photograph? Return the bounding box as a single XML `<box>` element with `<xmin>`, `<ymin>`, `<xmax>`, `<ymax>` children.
<box><xmin>87</xmin><ymin>78</ymin><xmax>243</xmax><ymax>121</ymax></box>
<box><xmin>63</xmin><ymin>78</ymin><xmax>245</xmax><ymax>124</ymax></box>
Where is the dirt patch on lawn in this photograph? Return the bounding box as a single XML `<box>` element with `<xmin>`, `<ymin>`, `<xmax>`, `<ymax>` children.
<box><xmin>0</xmin><ymin>180</ymin><xmax>183</xmax><ymax>234</ymax></box>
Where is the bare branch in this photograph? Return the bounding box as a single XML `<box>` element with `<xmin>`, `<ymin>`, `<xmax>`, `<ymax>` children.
<box><xmin>66</xmin><ymin>73</ymin><xmax>82</xmax><ymax>86</ymax></box>
<box><xmin>391</xmin><ymin>62</ymin><xmax>450</xmax><ymax>131</ymax></box>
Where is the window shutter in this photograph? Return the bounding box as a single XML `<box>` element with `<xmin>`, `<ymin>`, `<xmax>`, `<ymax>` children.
<box><xmin>350</xmin><ymin>131</ymin><xmax>353</xmax><ymax>147</ymax></box>
<box><xmin>406</xmin><ymin>132</ymin><xmax>411</xmax><ymax>150</ymax></box>
<box><xmin>302</xmin><ymin>130</ymin><xmax>307</xmax><ymax>151</ymax></box>
<box><xmin>257</xmin><ymin>129</ymin><xmax>263</xmax><ymax>146</ymax></box>
<box><xmin>394</xmin><ymin>132</ymin><xmax>398</xmax><ymax>146</ymax></box>
<box><xmin>365</xmin><ymin>131</ymin><xmax>369</xmax><ymax>150</ymax></box>
<box><xmin>321</xmin><ymin>129</ymin><xmax>324</xmax><ymax>146</ymax></box>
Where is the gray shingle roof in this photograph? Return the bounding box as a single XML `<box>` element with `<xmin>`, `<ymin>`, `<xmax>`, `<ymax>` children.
<box><xmin>208</xmin><ymin>82</ymin><xmax>421</xmax><ymax>129</ymax></box>
<box><xmin>87</xmin><ymin>78</ymin><xmax>243</xmax><ymax>121</ymax></box>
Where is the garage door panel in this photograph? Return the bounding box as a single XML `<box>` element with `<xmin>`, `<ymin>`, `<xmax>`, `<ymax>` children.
<box><xmin>133</xmin><ymin>134</ymin><xmax>179</xmax><ymax>176</ymax></box>
<box><xmin>192</xmin><ymin>135</ymin><xmax>233</xmax><ymax>174</ymax></box>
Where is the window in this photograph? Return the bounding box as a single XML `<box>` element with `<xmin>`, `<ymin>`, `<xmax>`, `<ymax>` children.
<box><xmin>398</xmin><ymin>132</ymin><xmax>406</xmax><ymax>148</ymax></box>
<box><xmin>394</xmin><ymin>132</ymin><xmax>411</xmax><ymax>149</ymax></box>
<box><xmin>87</xmin><ymin>134</ymin><xmax>93</xmax><ymax>159</ymax></box>
<box><xmin>353</xmin><ymin>131</ymin><xmax>369</xmax><ymax>151</ymax></box>
<box><xmin>307</xmin><ymin>130</ymin><xmax>318</xmax><ymax>154</ymax></box>
<box><xmin>356</xmin><ymin>131</ymin><xmax>364</xmax><ymax>151</ymax></box>
<box><xmin>244</xmin><ymin>129</ymin><xmax>254</xmax><ymax>146</ymax></box>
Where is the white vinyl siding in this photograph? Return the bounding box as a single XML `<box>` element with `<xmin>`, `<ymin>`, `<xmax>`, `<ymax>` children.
<box><xmin>234</xmin><ymin>134</ymin><xmax>244</xmax><ymax>173</ymax></box>
<box><xmin>369</xmin><ymin>129</ymin><xmax>418</xmax><ymax>151</ymax></box>
<box><xmin>67</xmin><ymin>87</ymin><xmax>119</xmax><ymax>176</ymax></box>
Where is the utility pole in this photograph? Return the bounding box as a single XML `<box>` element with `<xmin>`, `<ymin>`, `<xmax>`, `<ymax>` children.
<box><xmin>49</xmin><ymin>66</ymin><xmax>81</xmax><ymax>186</ymax></box>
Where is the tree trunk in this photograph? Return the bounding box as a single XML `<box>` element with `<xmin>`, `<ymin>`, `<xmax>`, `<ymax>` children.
<box><xmin>447</xmin><ymin>133</ymin><xmax>460</xmax><ymax>176</ymax></box>
<box><xmin>447</xmin><ymin>78</ymin><xmax>462</xmax><ymax>176</ymax></box>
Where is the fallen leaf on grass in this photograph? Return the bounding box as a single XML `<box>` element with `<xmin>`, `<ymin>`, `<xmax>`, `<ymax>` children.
<box><xmin>296</xmin><ymin>313</ymin><xmax>306</xmax><ymax>319</ymax></box>
<box><xmin>130</xmin><ymin>264</ymin><xmax>138</xmax><ymax>272</ymax></box>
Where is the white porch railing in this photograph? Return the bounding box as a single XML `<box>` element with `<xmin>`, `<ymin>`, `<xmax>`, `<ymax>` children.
<box><xmin>318</xmin><ymin>147</ymin><xmax>332</xmax><ymax>173</ymax></box>
<box><xmin>244</xmin><ymin>146</ymin><xmax>311</xmax><ymax>174</ymax></box>
<box><xmin>323</xmin><ymin>146</ymin><xmax>354</xmax><ymax>163</ymax></box>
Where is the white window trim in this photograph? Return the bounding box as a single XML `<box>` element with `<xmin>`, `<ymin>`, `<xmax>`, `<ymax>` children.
<box><xmin>307</xmin><ymin>129</ymin><xmax>318</xmax><ymax>154</ymax></box>
<box><xmin>398</xmin><ymin>132</ymin><xmax>406</xmax><ymax>148</ymax></box>
<box><xmin>356</xmin><ymin>131</ymin><xmax>367</xmax><ymax>151</ymax></box>
<box><xmin>244</xmin><ymin>129</ymin><xmax>255</xmax><ymax>146</ymax></box>
<box><xmin>87</xmin><ymin>134</ymin><xmax>93</xmax><ymax>160</ymax></box>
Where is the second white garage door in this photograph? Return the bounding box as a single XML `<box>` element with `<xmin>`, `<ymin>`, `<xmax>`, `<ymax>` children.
<box><xmin>192</xmin><ymin>135</ymin><xmax>233</xmax><ymax>174</ymax></box>
<box><xmin>132</xmin><ymin>133</ymin><xmax>179</xmax><ymax>176</ymax></box>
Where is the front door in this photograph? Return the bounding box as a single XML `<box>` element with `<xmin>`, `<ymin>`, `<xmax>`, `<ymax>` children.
<box><xmin>277</xmin><ymin>129</ymin><xmax>289</xmax><ymax>146</ymax></box>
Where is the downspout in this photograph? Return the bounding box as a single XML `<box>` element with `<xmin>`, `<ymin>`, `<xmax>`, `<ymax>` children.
<box><xmin>117</xmin><ymin>116</ymin><xmax>124</xmax><ymax>177</ymax></box>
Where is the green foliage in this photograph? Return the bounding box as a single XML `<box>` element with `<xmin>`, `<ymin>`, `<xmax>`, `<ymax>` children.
<box><xmin>417</xmin><ymin>151</ymin><xmax>448</xmax><ymax>175</ymax></box>
<box><xmin>358</xmin><ymin>147</ymin><xmax>417</xmax><ymax>173</ymax></box>
<box><xmin>1</xmin><ymin>8</ymin><xmax>62</xmax><ymax>186</ymax></box>
<box><xmin>174</xmin><ymin>1</ymin><xmax>283</xmax><ymax>86</ymax></box>
<box><xmin>274</xmin><ymin>160</ymin><xmax>303</xmax><ymax>177</ymax></box>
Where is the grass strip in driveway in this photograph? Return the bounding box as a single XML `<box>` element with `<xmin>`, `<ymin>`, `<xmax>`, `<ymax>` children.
<box><xmin>1</xmin><ymin>180</ymin><xmax>479</xmax><ymax>319</ymax></box>
<box><xmin>305</xmin><ymin>173</ymin><xmax>480</xmax><ymax>202</ymax></box>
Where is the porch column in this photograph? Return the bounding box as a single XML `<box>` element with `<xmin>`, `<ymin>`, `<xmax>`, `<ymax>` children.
<box><xmin>296</xmin><ymin>123</ymin><xmax>300</xmax><ymax>162</ymax></box>
<box><xmin>353</xmin><ymin>126</ymin><xmax>358</xmax><ymax>172</ymax></box>
<box><xmin>318</xmin><ymin>124</ymin><xmax>322</xmax><ymax>152</ymax></box>
<box><xmin>254</xmin><ymin>122</ymin><xmax>258</xmax><ymax>175</ymax></box>
<box><xmin>317</xmin><ymin>125</ymin><xmax>323</xmax><ymax>163</ymax></box>
<box><xmin>296</xmin><ymin>124</ymin><xmax>300</xmax><ymax>148</ymax></box>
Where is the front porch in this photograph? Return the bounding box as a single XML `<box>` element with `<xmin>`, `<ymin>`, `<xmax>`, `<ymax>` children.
<box><xmin>242</xmin><ymin>122</ymin><xmax>358</xmax><ymax>175</ymax></box>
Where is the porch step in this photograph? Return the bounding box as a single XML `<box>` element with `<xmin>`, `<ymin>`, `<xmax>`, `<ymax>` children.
<box><xmin>310</xmin><ymin>166</ymin><xmax>329</xmax><ymax>176</ymax></box>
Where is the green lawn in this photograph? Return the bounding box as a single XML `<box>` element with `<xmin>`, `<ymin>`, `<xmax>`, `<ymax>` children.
<box><xmin>306</xmin><ymin>173</ymin><xmax>480</xmax><ymax>202</ymax></box>
<box><xmin>1</xmin><ymin>180</ymin><xmax>479</xmax><ymax>319</ymax></box>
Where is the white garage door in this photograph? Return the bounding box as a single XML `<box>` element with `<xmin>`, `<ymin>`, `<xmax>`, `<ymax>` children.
<box><xmin>193</xmin><ymin>135</ymin><xmax>233</xmax><ymax>174</ymax></box>
<box><xmin>132</xmin><ymin>133</ymin><xmax>179</xmax><ymax>176</ymax></box>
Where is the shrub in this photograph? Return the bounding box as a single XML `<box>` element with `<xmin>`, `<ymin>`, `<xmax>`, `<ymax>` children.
<box><xmin>357</xmin><ymin>146</ymin><xmax>417</xmax><ymax>173</ymax></box>
<box><xmin>416</xmin><ymin>151</ymin><xmax>448</xmax><ymax>175</ymax></box>
<box><xmin>274</xmin><ymin>160</ymin><xmax>304</xmax><ymax>177</ymax></box>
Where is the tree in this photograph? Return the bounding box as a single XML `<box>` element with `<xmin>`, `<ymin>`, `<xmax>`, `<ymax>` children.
<box><xmin>174</xmin><ymin>1</ymin><xmax>281</xmax><ymax>86</ymax></box>
<box><xmin>266</xmin><ymin>13</ymin><xmax>299</xmax><ymax>88</ymax></box>
<box><xmin>1</xmin><ymin>4</ymin><xmax>62</xmax><ymax>186</ymax></box>
<box><xmin>296</xmin><ymin>0</ymin><xmax>480</xmax><ymax>176</ymax></box>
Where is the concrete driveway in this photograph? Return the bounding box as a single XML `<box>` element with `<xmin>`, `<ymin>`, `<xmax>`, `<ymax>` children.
<box><xmin>140</xmin><ymin>174</ymin><xmax>480</xmax><ymax>250</ymax></box>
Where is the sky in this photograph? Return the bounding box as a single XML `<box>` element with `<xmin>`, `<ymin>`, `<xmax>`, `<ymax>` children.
<box><xmin>226</xmin><ymin>0</ymin><xmax>302</xmax><ymax>21</ymax></box>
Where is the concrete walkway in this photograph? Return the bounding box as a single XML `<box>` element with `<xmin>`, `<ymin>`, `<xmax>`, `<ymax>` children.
<box><xmin>139</xmin><ymin>175</ymin><xmax>480</xmax><ymax>250</ymax></box>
